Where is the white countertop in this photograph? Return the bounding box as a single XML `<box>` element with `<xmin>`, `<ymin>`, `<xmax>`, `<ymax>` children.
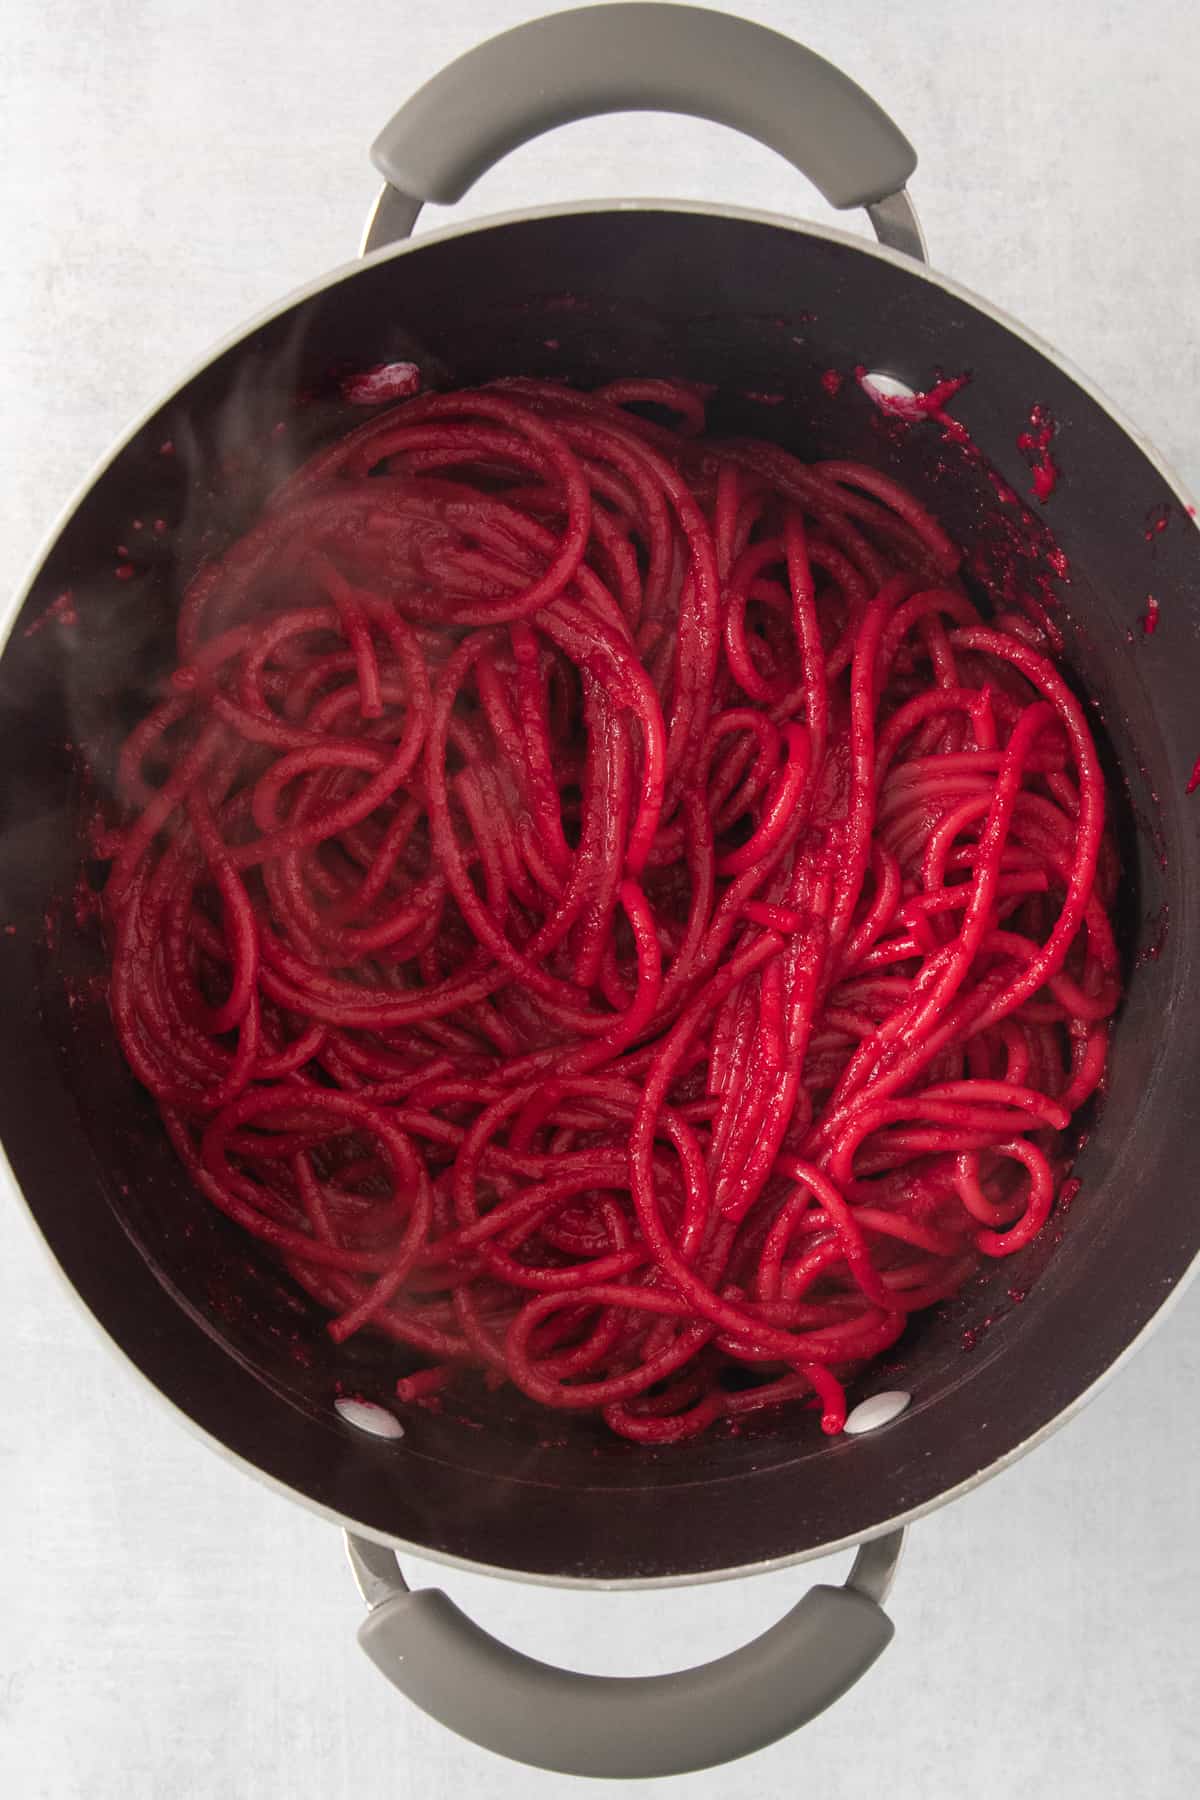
<box><xmin>2</xmin><ymin>3</ymin><xmax>1198</xmax><ymax>1794</ymax></box>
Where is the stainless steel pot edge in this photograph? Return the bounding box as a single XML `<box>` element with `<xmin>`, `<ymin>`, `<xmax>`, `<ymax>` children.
<box><xmin>4</xmin><ymin>195</ymin><xmax>1198</xmax><ymax>1590</ymax></box>
<box><xmin>6</xmin><ymin>194</ymin><xmax>1198</xmax><ymax>664</ymax></box>
<box><xmin>8</xmin><ymin>1089</ymin><xmax>1197</xmax><ymax>1593</ymax></box>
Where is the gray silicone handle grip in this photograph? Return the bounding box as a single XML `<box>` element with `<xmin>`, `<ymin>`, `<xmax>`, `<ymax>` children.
<box><xmin>349</xmin><ymin>1530</ymin><xmax>902</xmax><ymax>1778</ymax></box>
<box><xmin>368</xmin><ymin>4</ymin><xmax>922</xmax><ymax>254</ymax></box>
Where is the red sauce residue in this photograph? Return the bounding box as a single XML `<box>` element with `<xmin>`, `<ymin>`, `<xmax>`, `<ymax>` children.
<box><xmin>1007</xmin><ymin>1287</ymin><xmax>1027</xmax><ymax>1305</ymax></box>
<box><xmin>159</xmin><ymin>439</ymin><xmax>175</xmax><ymax>456</ymax></box>
<box><xmin>131</xmin><ymin>517</ymin><xmax>144</xmax><ymax>531</ymax></box>
<box><xmin>543</xmin><ymin>337</ymin><xmax>561</xmax><ymax>350</ymax></box>
<box><xmin>743</xmin><ymin>390</ymin><xmax>785</xmax><ymax>406</ymax></box>
<box><xmin>23</xmin><ymin>589</ymin><xmax>78</xmax><ymax>637</ymax></box>
<box><xmin>1017</xmin><ymin>403</ymin><xmax>1059</xmax><ymax>502</ymax></box>
<box><xmin>855</xmin><ymin>366</ymin><xmax>970</xmax><ymax>440</ymax></box>
<box><xmin>1143</xmin><ymin>502</ymin><xmax>1171</xmax><ymax>541</ymax></box>
<box><xmin>1141</xmin><ymin>595</ymin><xmax>1160</xmax><ymax>635</ymax></box>
<box><xmin>1187</xmin><ymin>755</ymin><xmax>1200</xmax><ymax>795</ymax></box>
<box><xmin>73</xmin><ymin>874</ymin><xmax>101</xmax><ymax>929</ymax></box>
<box><xmin>1136</xmin><ymin>902</ymin><xmax>1170</xmax><ymax>966</ymax></box>
<box><xmin>153</xmin><ymin>518</ymin><xmax>168</xmax><ymax>534</ymax></box>
<box><xmin>340</xmin><ymin>361</ymin><xmax>423</xmax><ymax>406</ymax></box>
<box><xmin>1058</xmin><ymin>1177</ymin><xmax>1082</xmax><ymax>1211</ymax></box>
<box><xmin>827</xmin><ymin>363</ymin><xmax>1070</xmax><ymax>640</ymax></box>
<box><xmin>984</xmin><ymin>469</ymin><xmax>1018</xmax><ymax>507</ymax></box>
<box><xmin>114</xmin><ymin>562</ymin><xmax>137</xmax><ymax>581</ymax></box>
<box><xmin>820</xmin><ymin>369</ymin><xmax>844</xmax><ymax>397</ymax></box>
<box><xmin>541</xmin><ymin>293</ymin><xmax>592</xmax><ymax>314</ymax></box>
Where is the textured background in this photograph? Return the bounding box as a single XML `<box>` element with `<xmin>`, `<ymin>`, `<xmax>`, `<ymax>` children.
<box><xmin>2</xmin><ymin>2</ymin><xmax>1198</xmax><ymax>1795</ymax></box>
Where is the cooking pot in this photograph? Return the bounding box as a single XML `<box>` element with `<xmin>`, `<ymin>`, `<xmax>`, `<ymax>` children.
<box><xmin>2</xmin><ymin>4</ymin><xmax>1197</xmax><ymax>1780</ymax></box>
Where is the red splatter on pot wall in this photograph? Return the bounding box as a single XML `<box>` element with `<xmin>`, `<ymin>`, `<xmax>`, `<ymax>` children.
<box><xmin>1017</xmin><ymin>403</ymin><xmax>1059</xmax><ymax>502</ymax></box>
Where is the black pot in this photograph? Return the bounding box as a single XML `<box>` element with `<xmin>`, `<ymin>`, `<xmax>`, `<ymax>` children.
<box><xmin>1</xmin><ymin>5</ymin><xmax>1197</xmax><ymax>1780</ymax></box>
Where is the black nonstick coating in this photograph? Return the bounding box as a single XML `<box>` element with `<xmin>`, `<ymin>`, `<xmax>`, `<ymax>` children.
<box><xmin>1</xmin><ymin>207</ymin><xmax>1197</xmax><ymax>1581</ymax></box>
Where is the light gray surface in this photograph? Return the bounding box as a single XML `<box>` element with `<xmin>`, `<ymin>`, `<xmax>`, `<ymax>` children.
<box><xmin>1</xmin><ymin>1</ymin><xmax>1198</xmax><ymax>1794</ymax></box>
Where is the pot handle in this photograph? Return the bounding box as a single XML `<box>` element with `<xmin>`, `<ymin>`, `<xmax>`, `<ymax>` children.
<box><xmin>363</xmin><ymin>3</ymin><xmax>925</xmax><ymax>261</ymax></box>
<box><xmin>346</xmin><ymin>1526</ymin><xmax>903</xmax><ymax>1778</ymax></box>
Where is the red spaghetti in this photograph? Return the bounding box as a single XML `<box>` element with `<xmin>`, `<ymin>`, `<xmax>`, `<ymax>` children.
<box><xmin>103</xmin><ymin>380</ymin><xmax>1119</xmax><ymax>1442</ymax></box>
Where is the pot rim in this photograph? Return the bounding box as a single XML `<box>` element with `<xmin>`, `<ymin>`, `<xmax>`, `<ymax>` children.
<box><xmin>6</xmin><ymin>192</ymin><xmax>1199</xmax><ymax>668</ymax></box>
<box><xmin>4</xmin><ymin>195</ymin><xmax>1198</xmax><ymax>1590</ymax></box>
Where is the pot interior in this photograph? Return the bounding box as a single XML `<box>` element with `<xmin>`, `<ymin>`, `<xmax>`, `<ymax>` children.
<box><xmin>1</xmin><ymin>207</ymin><xmax>1197</xmax><ymax>1581</ymax></box>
